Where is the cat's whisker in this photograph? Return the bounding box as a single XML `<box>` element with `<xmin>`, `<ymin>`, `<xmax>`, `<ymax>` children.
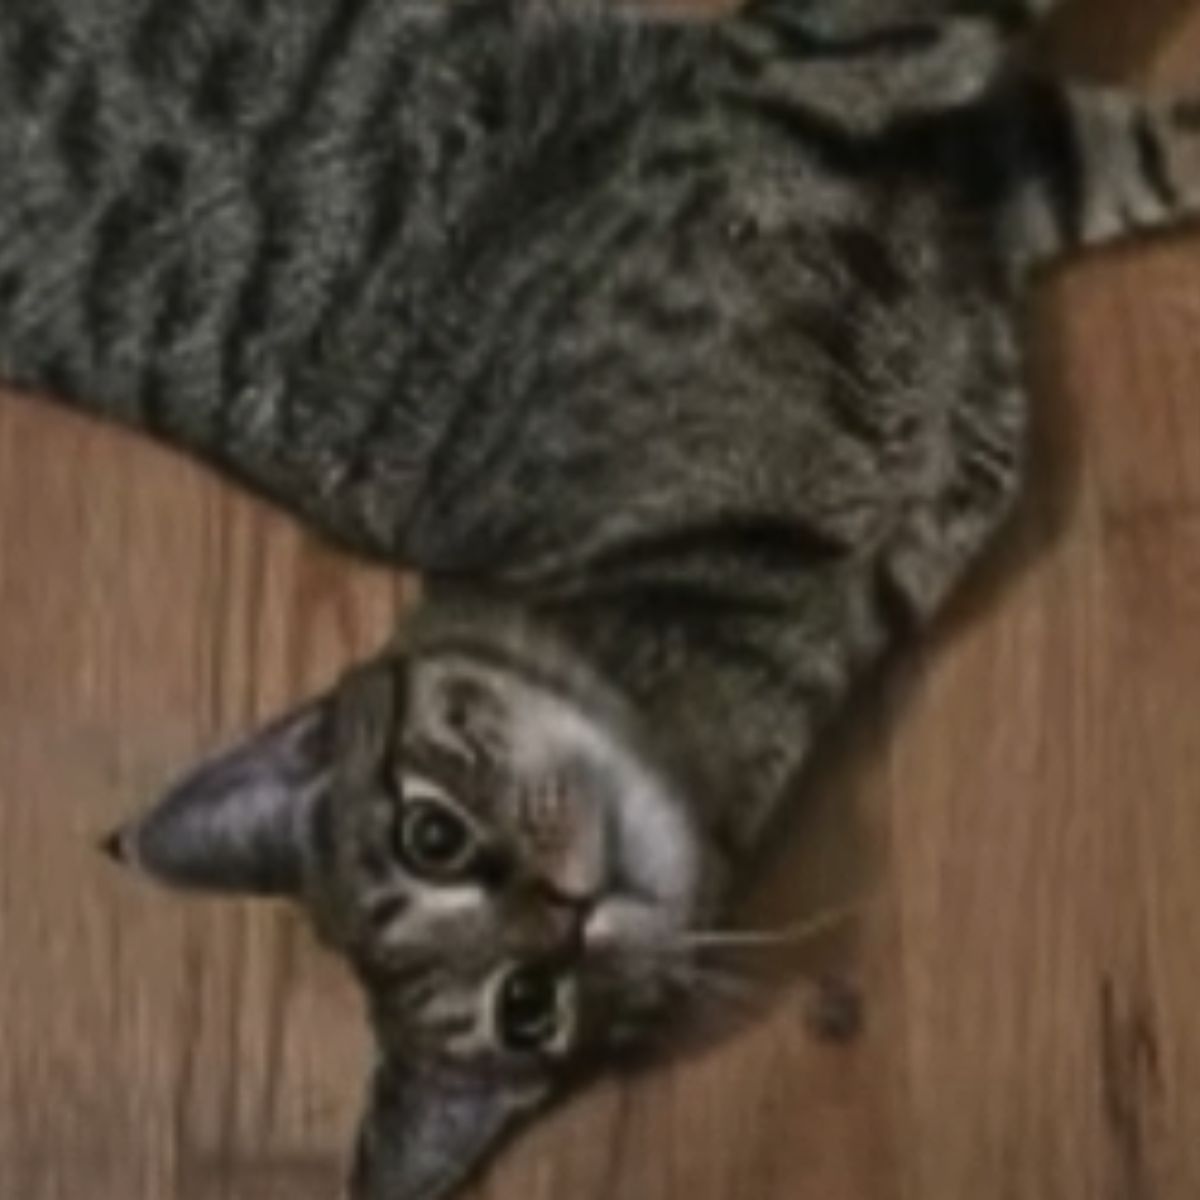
<box><xmin>669</xmin><ymin>961</ymin><xmax>765</xmax><ymax>1009</ymax></box>
<box><xmin>680</xmin><ymin>902</ymin><xmax>863</xmax><ymax>952</ymax></box>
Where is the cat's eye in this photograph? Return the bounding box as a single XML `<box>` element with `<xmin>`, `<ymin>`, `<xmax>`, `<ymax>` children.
<box><xmin>496</xmin><ymin>963</ymin><xmax>564</xmax><ymax>1053</ymax></box>
<box><xmin>396</xmin><ymin>796</ymin><xmax>478</xmax><ymax>881</ymax></box>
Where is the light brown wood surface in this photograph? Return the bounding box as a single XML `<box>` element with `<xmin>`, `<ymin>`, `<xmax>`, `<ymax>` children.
<box><xmin>3</xmin><ymin>3</ymin><xmax>1200</xmax><ymax>1197</ymax></box>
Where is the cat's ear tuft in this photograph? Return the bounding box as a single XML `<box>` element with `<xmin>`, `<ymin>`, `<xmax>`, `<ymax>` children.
<box><xmin>101</xmin><ymin>697</ymin><xmax>334</xmax><ymax>897</ymax></box>
<box><xmin>350</xmin><ymin>1058</ymin><xmax>549</xmax><ymax>1200</ymax></box>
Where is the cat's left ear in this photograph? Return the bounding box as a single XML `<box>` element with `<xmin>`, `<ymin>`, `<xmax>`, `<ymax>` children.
<box><xmin>350</xmin><ymin>1058</ymin><xmax>549</xmax><ymax>1200</ymax></box>
<box><xmin>102</xmin><ymin>697</ymin><xmax>333</xmax><ymax>896</ymax></box>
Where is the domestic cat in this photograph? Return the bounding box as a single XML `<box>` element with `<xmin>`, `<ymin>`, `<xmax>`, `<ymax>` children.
<box><xmin>1</xmin><ymin>0</ymin><xmax>1197</xmax><ymax>1197</ymax></box>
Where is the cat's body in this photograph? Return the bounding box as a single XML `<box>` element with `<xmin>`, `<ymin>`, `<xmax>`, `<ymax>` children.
<box><xmin>2</xmin><ymin>2</ymin><xmax>1198</xmax><ymax>1198</ymax></box>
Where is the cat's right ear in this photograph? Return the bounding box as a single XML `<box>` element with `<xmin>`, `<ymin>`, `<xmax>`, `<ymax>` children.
<box><xmin>350</xmin><ymin>1057</ymin><xmax>548</xmax><ymax>1200</ymax></box>
<box><xmin>100</xmin><ymin>696</ymin><xmax>335</xmax><ymax>897</ymax></box>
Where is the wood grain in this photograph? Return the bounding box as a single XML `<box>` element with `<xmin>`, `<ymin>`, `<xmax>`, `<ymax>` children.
<box><xmin>3</xmin><ymin>3</ymin><xmax>1200</xmax><ymax>1197</ymax></box>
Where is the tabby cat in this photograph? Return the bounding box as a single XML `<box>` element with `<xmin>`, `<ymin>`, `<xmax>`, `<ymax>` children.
<box><xmin>1</xmin><ymin>0</ymin><xmax>1197</xmax><ymax>1196</ymax></box>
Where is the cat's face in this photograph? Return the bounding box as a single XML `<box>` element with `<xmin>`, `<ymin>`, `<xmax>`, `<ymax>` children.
<box><xmin>323</xmin><ymin>650</ymin><xmax>708</xmax><ymax>1055</ymax></box>
<box><xmin>104</xmin><ymin>641</ymin><xmax>716</xmax><ymax>1199</ymax></box>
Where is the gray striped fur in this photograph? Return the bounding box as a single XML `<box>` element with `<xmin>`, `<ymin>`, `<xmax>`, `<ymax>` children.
<box><xmin>2</xmin><ymin>3</ymin><xmax>1198</xmax><ymax>1199</ymax></box>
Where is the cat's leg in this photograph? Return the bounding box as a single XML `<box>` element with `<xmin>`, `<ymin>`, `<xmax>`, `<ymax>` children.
<box><xmin>745</xmin><ymin>0</ymin><xmax>1060</xmax><ymax>39</ymax></box>
<box><xmin>1004</xmin><ymin>84</ymin><xmax>1200</xmax><ymax>268</ymax></box>
<box><xmin>885</xmin><ymin>80</ymin><xmax>1200</xmax><ymax>618</ymax></box>
<box><xmin>728</xmin><ymin>8</ymin><xmax>1017</xmax><ymax>134</ymax></box>
<box><xmin>963</xmin><ymin>0</ymin><xmax>1060</xmax><ymax>26</ymax></box>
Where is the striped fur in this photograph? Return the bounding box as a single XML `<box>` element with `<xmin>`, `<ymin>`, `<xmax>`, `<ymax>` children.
<box><xmin>2</xmin><ymin>4</ymin><xmax>1199</xmax><ymax>1200</ymax></box>
<box><xmin>765</xmin><ymin>0</ymin><xmax>1061</xmax><ymax>35</ymax></box>
<box><xmin>1022</xmin><ymin>87</ymin><xmax>1200</xmax><ymax>258</ymax></box>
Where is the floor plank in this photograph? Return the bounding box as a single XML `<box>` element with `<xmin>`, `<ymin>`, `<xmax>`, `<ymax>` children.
<box><xmin>2</xmin><ymin>3</ymin><xmax>1200</xmax><ymax>1198</ymax></box>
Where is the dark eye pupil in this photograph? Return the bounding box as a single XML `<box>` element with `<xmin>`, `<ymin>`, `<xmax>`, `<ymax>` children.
<box><xmin>404</xmin><ymin>804</ymin><xmax>469</xmax><ymax>869</ymax></box>
<box><xmin>499</xmin><ymin>965</ymin><xmax>560</xmax><ymax>1051</ymax></box>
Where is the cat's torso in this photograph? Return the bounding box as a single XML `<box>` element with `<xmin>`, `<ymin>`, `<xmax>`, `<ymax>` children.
<box><xmin>0</xmin><ymin>1</ymin><xmax>1044</xmax><ymax>841</ymax></box>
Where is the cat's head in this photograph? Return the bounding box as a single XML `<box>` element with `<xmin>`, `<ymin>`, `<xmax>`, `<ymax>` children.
<box><xmin>103</xmin><ymin>608</ymin><xmax>722</xmax><ymax>1199</ymax></box>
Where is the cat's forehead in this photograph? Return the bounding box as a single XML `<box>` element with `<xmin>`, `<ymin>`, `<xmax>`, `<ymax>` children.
<box><xmin>408</xmin><ymin>651</ymin><xmax>539</xmax><ymax>715</ymax></box>
<box><xmin>404</xmin><ymin>650</ymin><xmax>616</xmax><ymax>762</ymax></box>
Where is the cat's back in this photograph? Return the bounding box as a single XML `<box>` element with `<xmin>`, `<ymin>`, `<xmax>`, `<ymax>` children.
<box><xmin>0</xmin><ymin>0</ymin><xmax>1028</xmax><ymax>595</ymax></box>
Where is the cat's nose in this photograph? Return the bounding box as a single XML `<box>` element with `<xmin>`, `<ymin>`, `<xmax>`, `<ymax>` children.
<box><xmin>519</xmin><ymin>777</ymin><xmax>609</xmax><ymax>902</ymax></box>
<box><xmin>554</xmin><ymin>890</ymin><xmax>601</xmax><ymax>953</ymax></box>
<box><xmin>505</xmin><ymin>879</ymin><xmax>597</xmax><ymax>959</ymax></box>
<box><xmin>537</xmin><ymin>876</ymin><xmax>598</xmax><ymax>913</ymax></box>
<box><xmin>531</xmin><ymin>879</ymin><xmax>598</xmax><ymax>939</ymax></box>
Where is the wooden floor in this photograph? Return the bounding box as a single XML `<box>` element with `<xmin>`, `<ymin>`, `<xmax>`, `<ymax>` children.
<box><xmin>4</xmin><ymin>3</ymin><xmax>1200</xmax><ymax>1197</ymax></box>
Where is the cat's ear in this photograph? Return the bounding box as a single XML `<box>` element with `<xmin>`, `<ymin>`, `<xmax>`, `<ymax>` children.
<box><xmin>350</xmin><ymin>1058</ymin><xmax>548</xmax><ymax>1200</ymax></box>
<box><xmin>102</xmin><ymin>697</ymin><xmax>334</xmax><ymax>896</ymax></box>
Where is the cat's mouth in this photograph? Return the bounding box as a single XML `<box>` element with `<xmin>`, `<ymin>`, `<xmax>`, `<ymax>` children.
<box><xmin>583</xmin><ymin>891</ymin><xmax>685</xmax><ymax>952</ymax></box>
